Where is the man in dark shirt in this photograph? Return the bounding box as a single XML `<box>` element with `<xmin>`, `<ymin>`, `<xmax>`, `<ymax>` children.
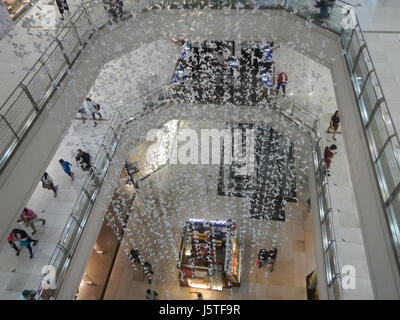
<box><xmin>129</xmin><ymin>249</ymin><xmax>141</xmax><ymax>264</ymax></box>
<box><xmin>75</xmin><ymin>149</ymin><xmax>91</xmax><ymax>171</ymax></box>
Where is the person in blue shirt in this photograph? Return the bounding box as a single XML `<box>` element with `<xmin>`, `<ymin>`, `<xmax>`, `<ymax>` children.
<box><xmin>59</xmin><ymin>159</ymin><xmax>74</xmax><ymax>181</ymax></box>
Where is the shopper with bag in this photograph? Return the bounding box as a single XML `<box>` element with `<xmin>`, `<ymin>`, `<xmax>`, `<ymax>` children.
<box><xmin>11</xmin><ymin>228</ymin><xmax>38</xmax><ymax>259</ymax></box>
<box><xmin>84</xmin><ymin>97</ymin><xmax>102</xmax><ymax>127</ymax></box>
<box><xmin>276</xmin><ymin>72</ymin><xmax>288</xmax><ymax>96</ymax></box>
<box><xmin>41</xmin><ymin>172</ymin><xmax>58</xmax><ymax>197</ymax></box>
<box><xmin>75</xmin><ymin>149</ymin><xmax>92</xmax><ymax>171</ymax></box>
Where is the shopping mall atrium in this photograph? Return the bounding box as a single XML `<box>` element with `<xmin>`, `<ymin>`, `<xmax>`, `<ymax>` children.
<box><xmin>0</xmin><ymin>0</ymin><xmax>400</xmax><ymax>301</ymax></box>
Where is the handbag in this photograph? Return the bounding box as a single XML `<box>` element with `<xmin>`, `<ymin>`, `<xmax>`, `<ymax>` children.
<box><xmin>20</xmin><ymin>239</ymin><xmax>29</xmax><ymax>247</ymax></box>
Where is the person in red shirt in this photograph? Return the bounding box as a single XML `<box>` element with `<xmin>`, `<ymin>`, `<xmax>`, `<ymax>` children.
<box><xmin>276</xmin><ymin>72</ymin><xmax>288</xmax><ymax>96</ymax></box>
<box><xmin>324</xmin><ymin>144</ymin><xmax>338</xmax><ymax>176</ymax></box>
<box><xmin>18</xmin><ymin>208</ymin><xmax>46</xmax><ymax>235</ymax></box>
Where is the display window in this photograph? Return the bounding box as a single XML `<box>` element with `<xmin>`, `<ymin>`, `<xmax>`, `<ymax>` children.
<box><xmin>2</xmin><ymin>0</ymin><xmax>31</xmax><ymax>21</ymax></box>
<box><xmin>177</xmin><ymin>218</ymin><xmax>241</xmax><ymax>291</ymax></box>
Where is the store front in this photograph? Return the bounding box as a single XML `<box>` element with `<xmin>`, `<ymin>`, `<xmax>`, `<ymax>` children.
<box><xmin>177</xmin><ymin>219</ymin><xmax>241</xmax><ymax>291</ymax></box>
<box><xmin>1</xmin><ymin>0</ymin><xmax>30</xmax><ymax>21</ymax></box>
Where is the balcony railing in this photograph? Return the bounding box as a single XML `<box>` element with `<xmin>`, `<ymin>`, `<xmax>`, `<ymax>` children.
<box><xmin>270</xmin><ymin>95</ymin><xmax>342</xmax><ymax>299</ymax></box>
<box><xmin>36</xmin><ymin>86</ymin><xmax>170</xmax><ymax>300</ymax></box>
<box><xmin>0</xmin><ymin>1</ymin><xmax>110</xmax><ymax>175</ymax></box>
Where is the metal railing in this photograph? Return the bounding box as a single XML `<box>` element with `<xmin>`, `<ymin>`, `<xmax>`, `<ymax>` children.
<box><xmin>340</xmin><ymin>13</ymin><xmax>400</xmax><ymax>268</ymax></box>
<box><xmin>0</xmin><ymin>1</ymin><xmax>110</xmax><ymax>175</ymax></box>
<box><xmin>269</xmin><ymin>95</ymin><xmax>342</xmax><ymax>299</ymax></box>
<box><xmin>35</xmin><ymin>86</ymin><xmax>170</xmax><ymax>300</ymax></box>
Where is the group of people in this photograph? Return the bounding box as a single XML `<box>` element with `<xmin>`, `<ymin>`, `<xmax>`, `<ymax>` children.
<box><xmin>39</xmin><ymin>150</ymin><xmax>92</xmax><ymax>197</ymax></box>
<box><xmin>325</xmin><ymin>110</ymin><xmax>341</xmax><ymax>176</ymax></box>
<box><xmin>8</xmin><ymin>148</ymin><xmax>92</xmax><ymax>258</ymax></box>
<box><xmin>130</xmin><ymin>249</ymin><xmax>154</xmax><ymax>284</ymax></box>
<box><xmin>257</xmin><ymin>248</ymin><xmax>278</xmax><ymax>271</ymax></box>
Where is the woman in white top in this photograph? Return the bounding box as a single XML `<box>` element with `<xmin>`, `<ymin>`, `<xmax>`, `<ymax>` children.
<box><xmin>85</xmin><ymin>97</ymin><xmax>102</xmax><ymax>127</ymax></box>
<box><xmin>41</xmin><ymin>172</ymin><xmax>58</xmax><ymax>197</ymax></box>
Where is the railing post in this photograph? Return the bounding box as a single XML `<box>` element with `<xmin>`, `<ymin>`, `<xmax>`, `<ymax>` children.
<box><xmin>351</xmin><ymin>43</ymin><xmax>366</xmax><ymax>75</ymax></box>
<box><xmin>56</xmin><ymin>243</ymin><xmax>72</xmax><ymax>258</ymax></box>
<box><xmin>364</xmin><ymin>97</ymin><xmax>384</xmax><ymax>129</ymax></box>
<box><xmin>54</xmin><ymin>38</ymin><xmax>71</xmax><ymax>66</ymax></box>
<box><xmin>101</xmin><ymin>143</ymin><xmax>112</xmax><ymax>160</ymax></box>
<box><xmin>82</xmin><ymin>187</ymin><xmax>94</xmax><ymax>203</ymax></box>
<box><xmin>0</xmin><ymin>114</ymin><xmax>19</xmax><ymax>139</ymax></box>
<box><xmin>39</xmin><ymin>58</ymin><xmax>54</xmax><ymax>84</ymax></box>
<box><xmin>70</xmin><ymin>20</ymin><xmax>83</xmax><ymax>46</ymax></box>
<box><xmin>81</xmin><ymin>4</ymin><xmax>95</xmax><ymax>31</ymax></box>
<box><xmin>19</xmin><ymin>83</ymin><xmax>39</xmax><ymax>111</ymax></box>
<box><xmin>110</xmin><ymin>126</ymin><xmax>120</xmax><ymax>142</ymax></box>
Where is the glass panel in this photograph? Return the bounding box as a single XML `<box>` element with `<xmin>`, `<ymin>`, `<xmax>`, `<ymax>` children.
<box><xmin>93</xmin><ymin>149</ymin><xmax>110</xmax><ymax>180</ymax></box>
<box><xmin>72</xmin><ymin>11</ymin><xmax>92</xmax><ymax>43</ymax></box>
<box><xmin>0</xmin><ymin>119</ymin><xmax>18</xmax><ymax>169</ymax></box>
<box><xmin>352</xmin><ymin>52</ymin><xmax>369</xmax><ymax>96</ymax></box>
<box><xmin>375</xmin><ymin>137</ymin><xmax>400</xmax><ymax>200</ymax></box>
<box><xmin>347</xmin><ymin>32</ymin><xmax>361</xmax><ymax>68</ymax></box>
<box><xmin>71</xmin><ymin>192</ymin><xmax>92</xmax><ymax>226</ymax></box>
<box><xmin>59</xmin><ymin>27</ymin><xmax>80</xmax><ymax>61</ymax></box>
<box><xmin>25</xmin><ymin>64</ymin><xmax>53</xmax><ymax>105</ymax></box>
<box><xmin>84</xmin><ymin>2</ymin><xmax>109</xmax><ymax>28</ymax></box>
<box><xmin>386</xmin><ymin>194</ymin><xmax>400</xmax><ymax>261</ymax></box>
<box><xmin>83</xmin><ymin>171</ymin><xmax>99</xmax><ymax>198</ymax></box>
<box><xmin>327</xmin><ymin>242</ymin><xmax>338</xmax><ymax>279</ymax></box>
<box><xmin>332</xmin><ymin>277</ymin><xmax>342</xmax><ymax>299</ymax></box>
<box><xmin>2</xmin><ymin>88</ymin><xmax>36</xmax><ymax>137</ymax></box>
<box><xmin>49</xmin><ymin>247</ymin><xmax>70</xmax><ymax>286</ymax></box>
<box><xmin>58</xmin><ymin>217</ymin><xmax>83</xmax><ymax>255</ymax></box>
<box><xmin>42</xmin><ymin>43</ymin><xmax>68</xmax><ymax>82</ymax></box>
<box><xmin>367</xmin><ymin>104</ymin><xmax>389</xmax><ymax>159</ymax></box>
<box><xmin>359</xmin><ymin>76</ymin><xmax>378</xmax><ymax>124</ymax></box>
<box><xmin>341</xmin><ymin>28</ymin><xmax>353</xmax><ymax>49</ymax></box>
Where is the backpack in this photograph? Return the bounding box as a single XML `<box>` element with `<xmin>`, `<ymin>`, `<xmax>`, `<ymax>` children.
<box><xmin>95</xmin><ymin>104</ymin><xmax>100</xmax><ymax>111</ymax></box>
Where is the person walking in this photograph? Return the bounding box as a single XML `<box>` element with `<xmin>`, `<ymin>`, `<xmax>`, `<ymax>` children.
<box><xmin>324</xmin><ymin>144</ymin><xmax>338</xmax><ymax>176</ymax></box>
<box><xmin>11</xmin><ymin>228</ymin><xmax>38</xmax><ymax>259</ymax></box>
<box><xmin>84</xmin><ymin>97</ymin><xmax>102</xmax><ymax>127</ymax></box>
<box><xmin>41</xmin><ymin>172</ymin><xmax>58</xmax><ymax>197</ymax></box>
<box><xmin>145</xmin><ymin>289</ymin><xmax>158</xmax><ymax>300</ymax></box>
<box><xmin>18</xmin><ymin>289</ymin><xmax>37</xmax><ymax>300</ymax></box>
<box><xmin>75</xmin><ymin>149</ymin><xmax>92</xmax><ymax>171</ymax></box>
<box><xmin>59</xmin><ymin>159</ymin><xmax>74</xmax><ymax>181</ymax></box>
<box><xmin>18</xmin><ymin>208</ymin><xmax>46</xmax><ymax>235</ymax></box>
<box><xmin>130</xmin><ymin>248</ymin><xmax>141</xmax><ymax>264</ymax></box>
<box><xmin>315</xmin><ymin>0</ymin><xmax>336</xmax><ymax>18</ymax></box>
<box><xmin>78</xmin><ymin>106</ymin><xmax>87</xmax><ymax>124</ymax></box>
<box><xmin>7</xmin><ymin>233</ymin><xmax>21</xmax><ymax>256</ymax></box>
<box><xmin>143</xmin><ymin>262</ymin><xmax>153</xmax><ymax>284</ymax></box>
<box><xmin>327</xmin><ymin>110</ymin><xmax>340</xmax><ymax>141</ymax></box>
<box><xmin>54</xmin><ymin>0</ymin><xmax>70</xmax><ymax>20</ymax></box>
<box><xmin>276</xmin><ymin>71</ymin><xmax>288</xmax><ymax>96</ymax></box>
<box><xmin>267</xmin><ymin>248</ymin><xmax>278</xmax><ymax>272</ymax></box>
